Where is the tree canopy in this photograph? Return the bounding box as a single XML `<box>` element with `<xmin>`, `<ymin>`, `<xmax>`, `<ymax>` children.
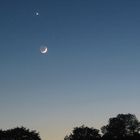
<box><xmin>0</xmin><ymin>113</ymin><xmax>140</xmax><ymax>140</ymax></box>
<box><xmin>101</xmin><ymin>113</ymin><xmax>140</xmax><ymax>139</ymax></box>
<box><xmin>0</xmin><ymin>126</ymin><xmax>41</xmax><ymax>140</ymax></box>
<box><xmin>64</xmin><ymin>125</ymin><xmax>101</xmax><ymax>140</ymax></box>
<box><xmin>65</xmin><ymin>114</ymin><xmax>140</xmax><ymax>140</ymax></box>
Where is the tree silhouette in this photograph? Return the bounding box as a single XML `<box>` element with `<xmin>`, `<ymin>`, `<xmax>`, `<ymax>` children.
<box><xmin>0</xmin><ymin>127</ymin><xmax>41</xmax><ymax>140</ymax></box>
<box><xmin>101</xmin><ymin>113</ymin><xmax>140</xmax><ymax>139</ymax></box>
<box><xmin>64</xmin><ymin>125</ymin><xmax>101</xmax><ymax>140</ymax></box>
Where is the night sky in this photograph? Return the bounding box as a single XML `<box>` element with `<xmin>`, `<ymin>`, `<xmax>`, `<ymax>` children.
<box><xmin>1</xmin><ymin>0</ymin><xmax>140</xmax><ymax>140</ymax></box>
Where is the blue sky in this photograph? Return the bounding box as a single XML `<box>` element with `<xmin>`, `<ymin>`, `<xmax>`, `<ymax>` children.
<box><xmin>0</xmin><ymin>0</ymin><xmax>140</xmax><ymax>140</ymax></box>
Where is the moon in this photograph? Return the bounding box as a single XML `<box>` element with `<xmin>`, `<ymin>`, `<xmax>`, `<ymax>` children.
<box><xmin>40</xmin><ymin>46</ymin><xmax>48</xmax><ymax>54</ymax></box>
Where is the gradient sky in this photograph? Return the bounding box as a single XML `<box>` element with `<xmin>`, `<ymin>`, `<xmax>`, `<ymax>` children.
<box><xmin>1</xmin><ymin>0</ymin><xmax>140</xmax><ymax>140</ymax></box>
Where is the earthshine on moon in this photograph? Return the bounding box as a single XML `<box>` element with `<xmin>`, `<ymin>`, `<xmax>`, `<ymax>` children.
<box><xmin>40</xmin><ymin>46</ymin><xmax>48</xmax><ymax>54</ymax></box>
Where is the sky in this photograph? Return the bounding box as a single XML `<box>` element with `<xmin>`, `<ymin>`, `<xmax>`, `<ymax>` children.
<box><xmin>0</xmin><ymin>0</ymin><xmax>140</xmax><ymax>140</ymax></box>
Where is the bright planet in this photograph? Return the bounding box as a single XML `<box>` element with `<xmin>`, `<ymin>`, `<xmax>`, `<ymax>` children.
<box><xmin>35</xmin><ymin>12</ymin><xmax>39</xmax><ymax>16</ymax></box>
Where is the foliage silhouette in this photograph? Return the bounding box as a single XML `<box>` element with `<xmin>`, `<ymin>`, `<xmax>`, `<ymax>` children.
<box><xmin>0</xmin><ymin>113</ymin><xmax>140</xmax><ymax>140</ymax></box>
<box><xmin>65</xmin><ymin>114</ymin><xmax>140</xmax><ymax>140</ymax></box>
<box><xmin>64</xmin><ymin>125</ymin><xmax>101</xmax><ymax>140</ymax></box>
<box><xmin>101</xmin><ymin>113</ymin><xmax>140</xmax><ymax>139</ymax></box>
<box><xmin>0</xmin><ymin>126</ymin><xmax>41</xmax><ymax>140</ymax></box>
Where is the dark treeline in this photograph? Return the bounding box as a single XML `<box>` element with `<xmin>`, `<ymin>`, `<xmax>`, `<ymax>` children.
<box><xmin>64</xmin><ymin>113</ymin><xmax>140</xmax><ymax>140</ymax></box>
<box><xmin>0</xmin><ymin>126</ymin><xmax>41</xmax><ymax>140</ymax></box>
<box><xmin>0</xmin><ymin>113</ymin><xmax>140</xmax><ymax>140</ymax></box>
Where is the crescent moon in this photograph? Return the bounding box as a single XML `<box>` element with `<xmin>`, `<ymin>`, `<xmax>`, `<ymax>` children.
<box><xmin>40</xmin><ymin>47</ymin><xmax>48</xmax><ymax>54</ymax></box>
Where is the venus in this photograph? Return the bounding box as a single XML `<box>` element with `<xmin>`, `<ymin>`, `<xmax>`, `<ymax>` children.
<box><xmin>36</xmin><ymin>12</ymin><xmax>39</xmax><ymax>16</ymax></box>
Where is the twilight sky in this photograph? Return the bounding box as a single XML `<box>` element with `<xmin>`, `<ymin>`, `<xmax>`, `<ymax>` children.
<box><xmin>1</xmin><ymin>0</ymin><xmax>140</xmax><ymax>140</ymax></box>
